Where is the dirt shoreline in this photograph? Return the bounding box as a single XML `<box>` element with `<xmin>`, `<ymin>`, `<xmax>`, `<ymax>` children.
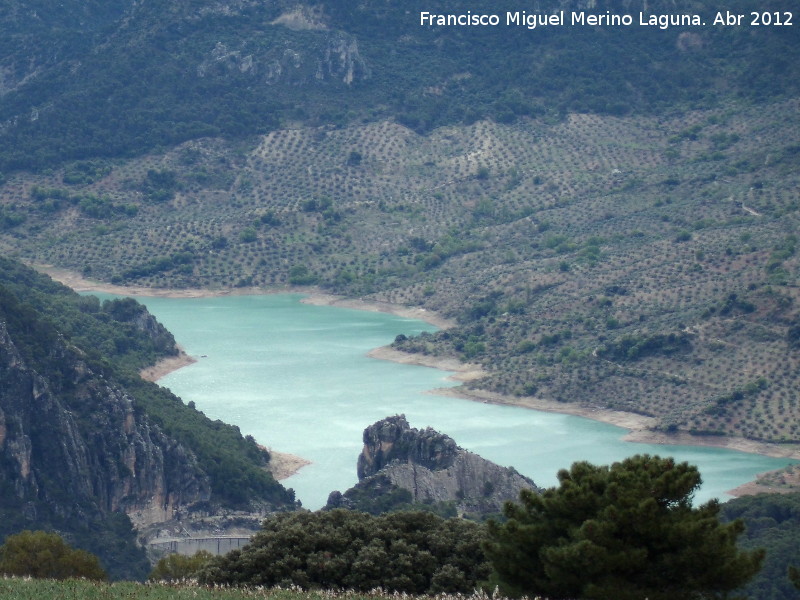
<box><xmin>301</xmin><ymin>294</ymin><xmax>456</xmax><ymax>329</ymax></box>
<box><xmin>366</xmin><ymin>346</ymin><xmax>486</xmax><ymax>382</ymax></box>
<box><xmin>433</xmin><ymin>386</ymin><xmax>799</xmax><ymax>459</ymax></box>
<box><xmin>265</xmin><ymin>450</ymin><xmax>312</xmax><ymax>481</ymax></box>
<box><xmin>364</xmin><ymin>347</ymin><xmax>800</xmax><ymax>462</ymax></box>
<box><xmin>37</xmin><ymin>265</ymin><xmax>800</xmax><ymax>494</ymax></box>
<box><xmin>37</xmin><ymin>265</ymin><xmax>454</xmax><ymax>329</ymax></box>
<box><xmin>139</xmin><ymin>350</ymin><xmax>196</xmax><ymax>382</ymax></box>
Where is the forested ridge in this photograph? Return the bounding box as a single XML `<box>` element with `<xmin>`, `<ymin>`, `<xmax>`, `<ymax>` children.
<box><xmin>0</xmin><ymin>0</ymin><xmax>797</xmax><ymax>170</ymax></box>
<box><xmin>0</xmin><ymin>258</ymin><xmax>295</xmax><ymax>579</ymax></box>
<box><xmin>721</xmin><ymin>493</ymin><xmax>800</xmax><ymax>600</ymax></box>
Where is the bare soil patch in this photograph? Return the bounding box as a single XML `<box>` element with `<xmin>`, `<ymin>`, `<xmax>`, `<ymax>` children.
<box><xmin>265</xmin><ymin>450</ymin><xmax>311</xmax><ymax>481</ymax></box>
<box><xmin>139</xmin><ymin>350</ymin><xmax>196</xmax><ymax>382</ymax></box>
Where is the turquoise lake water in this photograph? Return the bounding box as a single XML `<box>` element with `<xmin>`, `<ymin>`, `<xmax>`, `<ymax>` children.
<box><xmin>94</xmin><ymin>293</ymin><xmax>795</xmax><ymax>509</ymax></box>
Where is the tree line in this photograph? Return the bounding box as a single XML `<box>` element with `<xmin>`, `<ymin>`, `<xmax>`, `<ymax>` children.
<box><xmin>4</xmin><ymin>454</ymin><xmax>799</xmax><ymax>598</ymax></box>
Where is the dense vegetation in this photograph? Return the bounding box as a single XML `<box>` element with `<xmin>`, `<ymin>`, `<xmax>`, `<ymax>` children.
<box><xmin>485</xmin><ymin>455</ymin><xmax>763</xmax><ymax>600</ymax></box>
<box><xmin>148</xmin><ymin>551</ymin><xmax>213</xmax><ymax>583</ymax></box>
<box><xmin>0</xmin><ymin>506</ymin><xmax>146</xmax><ymax>582</ymax></box>
<box><xmin>325</xmin><ymin>474</ymin><xmax>459</xmax><ymax>519</ymax></box>
<box><xmin>199</xmin><ymin>510</ymin><xmax>490</xmax><ymax>594</ymax></box>
<box><xmin>1</xmin><ymin>457</ymin><xmax>795</xmax><ymax>598</ymax></box>
<box><xmin>0</xmin><ymin>0</ymin><xmax>798</xmax><ymax>171</ymax></box>
<box><xmin>0</xmin><ymin>256</ymin><xmax>177</xmax><ymax>373</ymax></box>
<box><xmin>0</xmin><ymin>531</ymin><xmax>106</xmax><ymax>581</ymax></box>
<box><xmin>721</xmin><ymin>493</ymin><xmax>800</xmax><ymax>600</ymax></box>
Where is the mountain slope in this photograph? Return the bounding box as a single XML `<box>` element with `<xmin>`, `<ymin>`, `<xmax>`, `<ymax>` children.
<box><xmin>4</xmin><ymin>96</ymin><xmax>799</xmax><ymax>445</ymax></box>
<box><xmin>0</xmin><ymin>0</ymin><xmax>133</xmax><ymax>96</ymax></box>
<box><xmin>0</xmin><ymin>0</ymin><xmax>797</xmax><ymax>170</ymax></box>
<box><xmin>0</xmin><ymin>258</ymin><xmax>296</xmax><ymax>578</ymax></box>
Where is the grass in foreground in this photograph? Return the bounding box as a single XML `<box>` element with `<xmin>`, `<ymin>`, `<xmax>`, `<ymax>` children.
<box><xmin>0</xmin><ymin>578</ymin><xmax>528</xmax><ymax>600</ymax></box>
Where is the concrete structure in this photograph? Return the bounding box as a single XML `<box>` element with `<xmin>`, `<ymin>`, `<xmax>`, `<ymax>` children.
<box><xmin>149</xmin><ymin>536</ymin><xmax>251</xmax><ymax>556</ymax></box>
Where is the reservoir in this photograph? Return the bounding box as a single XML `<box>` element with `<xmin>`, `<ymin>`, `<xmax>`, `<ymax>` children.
<box><xmin>97</xmin><ymin>293</ymin><xmax>795</xmax><ymax>509</ymax></box>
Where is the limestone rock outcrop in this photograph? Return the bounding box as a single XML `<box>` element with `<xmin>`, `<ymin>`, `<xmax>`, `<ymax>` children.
<box><xmin>0</xmin><ymin>318</ymin><xmax>210</xmax><ymax>528</ymax></box>
<box><xmin>332</xmin><ymin>415</ymin><xmax>538</xmax><ymax>516</ymax></box>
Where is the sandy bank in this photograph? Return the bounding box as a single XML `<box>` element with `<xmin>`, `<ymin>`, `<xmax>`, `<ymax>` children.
<box><xmin>301</xmin><ymin>294</ymin><xmax>456</xmax><ymax>329</ymax></box>
<box><xmin>368</xmin><ymin>348</ymin><xmax>800</xmax><ymax>465</ymax></box>
<box><xmin>431</xmin><ymin>385</ymin><xmax>658</xmax><ymax>431</ymax></box>
<box><xmin>727</xmin><ymin>479</ymin><xmax>796</xmax><ymax>497</ymax></box>
<box><xmin>37</xmin><ymin>265</ymin><xmax>280</xmax><ymax>299</ymax></box>
<box><xmin>622</xmin><ymin>429</ymin><xmax>800</xmax><ymax>460</ymax></box>
<box><xmin>430</xmin><ymin>383</ymin><xmax>800</xmax><ymax>497</ymax></box>
<box><xmin>266</xmin><ymin>450</ymin><xmax>312</xmax><ymax>481</ymax></box>
<box><xmin>38</xmin><ymin>265</ymin><xmax>453</xmax><ymax>328</ymax></box>
<box><xmin>439</xmin><ymin>387</ymin><xmax>799</xmax><ymax>460</ymax></box>
<box><xmin>139</xmin><ymin>350</ymin><xmax>196</xmax><ymax>382</ymax></box>
<box><xmin>367</xmin><ymin>346</ymin><xmax>485</xmax><ymax>382</ymax></box>
<box><xmin>727</xmin><ymin>465</ymin><xmax>800</xmax><ymax>497</ymax></box>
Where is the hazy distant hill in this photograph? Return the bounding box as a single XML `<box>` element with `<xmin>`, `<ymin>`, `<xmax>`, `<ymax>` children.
<box><xmin>0</xmin><ymin>0</ymin><xmax>797</xmax><ymax>169</ymax></box>
<box><xmin>0</xmin><ymin>0</ymin><xmax>799</xmax><ymax>448</ymax></box>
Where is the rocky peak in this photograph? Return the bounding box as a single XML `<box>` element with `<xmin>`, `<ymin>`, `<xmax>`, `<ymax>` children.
<box><xmin>340</xmin><ymin>415</ymin><xmax>539</xmax><ymax>517</ymax></box>
<box><xmin>358</xmin><ymin>414</ymin><xmax>458</xmax><ymax>478</ymax></box>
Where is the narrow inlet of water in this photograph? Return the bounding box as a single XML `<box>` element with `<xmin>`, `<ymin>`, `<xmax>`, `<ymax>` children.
<box><xmin>91</xmin><ymin>293</ymin><xmax>795</xmax><ymax>509</ymax></box>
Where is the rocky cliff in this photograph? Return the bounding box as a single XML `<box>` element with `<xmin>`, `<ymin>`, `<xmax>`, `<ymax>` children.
<box><xmin>0</xmin><ymin>302</ymin><xmax>210</xmax><ymax>528</ymax></box>
<box><xmin>0</xmin><ymin>258</ymin><xmax>297</xmax><ymax>578</ymax></box>
<box><xmin>330</xmin><ymin>415</ymin><xmax>538</xmax><ymax>517</ymax></box>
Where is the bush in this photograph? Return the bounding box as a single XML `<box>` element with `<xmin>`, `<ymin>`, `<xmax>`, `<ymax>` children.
<box><xmin>199</xmin><ymin>510</ymin><xmax>490</xmax><ymax>594</ymax></box>
<box><xmin>0</xmin><ymin>531</ymin><xmax>106</xmax><ymax>581</ymax></box>
<box><xmin>288</xmin><ymin>264</ymin><xmax>318</xmax><ymax>285</ymax></box>
<box><xmin>149</xmin><ymin>550</ymin><xmax>213</xmax><ymax>582</ymax></box>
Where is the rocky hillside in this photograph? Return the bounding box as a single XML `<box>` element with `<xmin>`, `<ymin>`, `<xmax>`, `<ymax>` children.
<box><xmin>0</xmin><ymin>257</ymin><xmax>296</xmax><ymax>578</ymax></box>
<box><xmin>327</xmin><ymin>415</ymin><xmax>538</xmax><ymax>517</ymax></box>
<box><xmin>0</xmin><ymin>295</ymin><xmax>208</xmax><ymax>523</ymax></box>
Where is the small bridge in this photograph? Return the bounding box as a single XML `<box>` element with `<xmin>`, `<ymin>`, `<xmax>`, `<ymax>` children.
<box><xmin>149</xmin><ymin>536</ymin><xmax>251</xmax><ymax>556</ymax></box>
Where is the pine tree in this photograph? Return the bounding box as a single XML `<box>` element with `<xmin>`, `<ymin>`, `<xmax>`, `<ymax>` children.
<box><xmin>484</xmin><ymin>455</ymin><xmax>764</xmax><ymax>600</ymax></box>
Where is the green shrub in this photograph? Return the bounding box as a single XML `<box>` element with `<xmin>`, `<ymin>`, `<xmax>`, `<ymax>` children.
<box><xmin>199</xmin><ymin>510</ymin><xmax>490</xmax><ymax>594</ymax></box>
<box><xmin>149</xmin><ymin>551</ymin><xmax>213</xmax><ymax>582</ymax></box>
<box><xmin>0</xmin><ymin>530</ymin><xmax>106</xmax><ymax>581</ymax></box>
